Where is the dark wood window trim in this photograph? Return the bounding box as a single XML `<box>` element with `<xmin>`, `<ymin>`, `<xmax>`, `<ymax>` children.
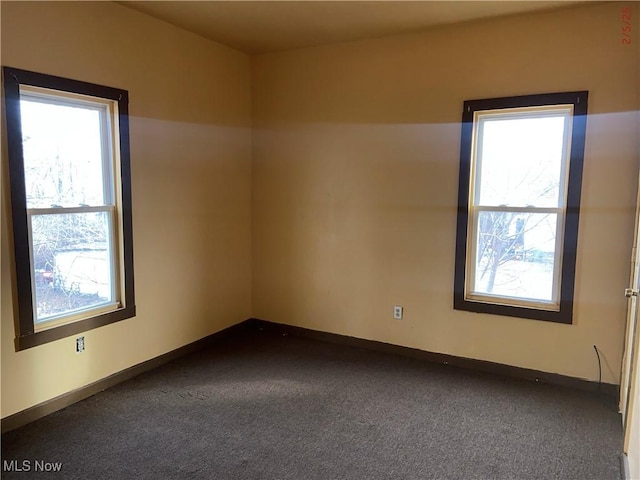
<box><xmin>453</xmin><ymin>91</ymin><xmax>588</xmax><ymax>324</ymax></box>
<box><xmin>3</xmin><ymin>66</ymin><xmax>136</xmax><ymax>350</ymax></box>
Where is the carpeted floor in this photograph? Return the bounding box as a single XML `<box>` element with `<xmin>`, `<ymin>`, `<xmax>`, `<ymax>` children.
<box><xmin>1</xmin><ymin>328</ymin><xmax>623</xmax><ymax>480</ymax></box>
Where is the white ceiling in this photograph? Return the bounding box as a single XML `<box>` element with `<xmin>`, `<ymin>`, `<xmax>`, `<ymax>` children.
<box><xmin>120</xmin><ymin>1</ymin><xmax>588</xmax><ymax>55</ymax></box>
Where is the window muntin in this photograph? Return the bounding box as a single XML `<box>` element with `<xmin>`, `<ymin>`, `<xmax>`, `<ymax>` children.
<box><xmin>454</xmin><ymin>92</ymin><xmax>588</xmax><ymax>324</ymax></box>
<box><xmin>3</xmin><ymin>66</ymin><xmax>135</xmax><ymax>349</ymax></box>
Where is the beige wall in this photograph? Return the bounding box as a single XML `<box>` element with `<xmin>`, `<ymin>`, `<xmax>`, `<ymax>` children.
<box><xmin>1</xmin><ymin>1</ymin><xmax>252</xmax><ymax>417</ymax></box>
<box><xmin>252</xmin><ymin>2</ymin><xmax>640</xmax><ymax>384</ymax></box>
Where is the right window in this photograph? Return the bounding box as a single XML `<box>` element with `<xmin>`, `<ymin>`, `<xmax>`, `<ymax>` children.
<box><xmin>454</xmin><ymin>92</ymin><xmax>588</xmax><ymax>324</ymax></box>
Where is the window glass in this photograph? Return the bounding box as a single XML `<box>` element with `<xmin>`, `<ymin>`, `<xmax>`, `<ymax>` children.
<box><xmin>477</xmin><ymin>114</ymin><xmax>567</xmax><ymax>208</ymax></box>
<box><xmin>31</xmin><ymin>211</ymin><xmax>114</xmax><ymax>323</ymax></box>
<box><xmin>21</xmin><ymin>99</ymin><xmax>108</xmax><ymax>208</ymax></box>
<box><xmin>472</xmin><ymin>211</ymin><xmax>557</xmax><ymax>302</ymax></box>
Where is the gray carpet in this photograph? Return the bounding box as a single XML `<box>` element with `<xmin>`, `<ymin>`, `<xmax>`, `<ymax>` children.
<box><xmin>1</xmin><ymin>328</ymin><xmax>623</xmax><ymax>480</ymax></box>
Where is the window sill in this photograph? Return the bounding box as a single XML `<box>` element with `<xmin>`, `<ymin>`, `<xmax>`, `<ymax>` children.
<box><xmin>453</xmin><ymin>295</ymin><xmax>572</xmax><ymax>324</ymax></box>
<box><xmin>15</xmin><ymin>305</ymin><xmax>136</xmax><ymax>351</ymax></box>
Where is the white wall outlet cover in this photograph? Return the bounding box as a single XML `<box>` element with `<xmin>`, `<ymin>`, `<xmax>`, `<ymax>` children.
<box><xmin>76</xmin><ymin>336</ymin><xmax>85</xmax><ymax>353</ymax></box>
<box><xmin>393</xmin><ymin>305</ymin><xmax>403</xmax><ymax>319</ymax></box>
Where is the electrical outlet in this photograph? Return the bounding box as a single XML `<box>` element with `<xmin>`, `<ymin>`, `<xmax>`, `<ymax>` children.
<box><xmin>393</xmin><ymin>305</ymin><xmax>403</xmax><ymax>320</ymax></box>
<box><xmin>76</xmin><ymin>336</ymin><xmax>85</xmax><ymax>353</ymax></box>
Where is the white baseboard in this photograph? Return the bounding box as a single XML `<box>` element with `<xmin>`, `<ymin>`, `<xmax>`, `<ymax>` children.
<box><xmin>622</xmin><ymin>453</ymin><xmax>630</xmax><ymax>480</ymax></box>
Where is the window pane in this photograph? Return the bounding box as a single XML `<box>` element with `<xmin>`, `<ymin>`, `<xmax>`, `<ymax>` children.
<box><xmin>477</xmin><ymin>115</ymin><xmax>567</xmax><ymax>208</ymax></box>
<box><xmin>31</xmin><ymin>212</ymin><xmax>113</xmax><ymax>322</ymax></box>
<box><xmin>472</xmin><ymin>211</ymin><xmax>557</xmax><ymax>302</ymax></box>
<box><xmin>20</xmin><ymin>99</ymin><xmax>107</xmax><ymax>208</ymax></box>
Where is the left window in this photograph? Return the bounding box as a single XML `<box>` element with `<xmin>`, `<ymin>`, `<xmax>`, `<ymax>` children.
<box><xmin>3</xmin><ymin>67</ymin><xmax>135</xmax><ymax>350</ymax></box>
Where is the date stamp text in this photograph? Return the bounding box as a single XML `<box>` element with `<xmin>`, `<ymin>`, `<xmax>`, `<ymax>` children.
<box><xmin>622</xmin><ymin>7</ymin><xmax>632</xmax><ymax>45</ymax></box>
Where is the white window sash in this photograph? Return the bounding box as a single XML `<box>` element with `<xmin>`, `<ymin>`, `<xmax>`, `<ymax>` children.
<box><xmin>27</xmin><ymin>201</ymin><xmax>121</xmax><ymax>327</ymax></box>
<box><xmin>465</xmin><ymin>205</ymin><xmax>565</xmax><ymax>310</ymax></box>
